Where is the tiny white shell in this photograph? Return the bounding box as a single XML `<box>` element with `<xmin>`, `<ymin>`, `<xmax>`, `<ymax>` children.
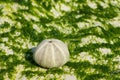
<box><xmin>33</xmin><ymin>39</ymin><xmax>70</xmax><ymax>68</ymax></box>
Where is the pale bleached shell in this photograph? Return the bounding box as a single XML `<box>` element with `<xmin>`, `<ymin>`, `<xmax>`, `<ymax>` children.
<box><xmin>33</xmin><ymin>39</ymin><xmax>70</xmax><ymax>68</ymax></box>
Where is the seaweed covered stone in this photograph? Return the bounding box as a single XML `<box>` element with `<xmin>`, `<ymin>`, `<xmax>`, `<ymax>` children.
<box><xmin>33</xmin><ymin>39</ymin><xmax>70</xmax><ymax>68</ymax></box>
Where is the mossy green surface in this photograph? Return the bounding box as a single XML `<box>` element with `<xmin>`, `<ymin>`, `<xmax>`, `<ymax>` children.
<box><xmin>0</xmin><ymin>0</ymin><xmax>120</xmax><ymax>80</ymax></box>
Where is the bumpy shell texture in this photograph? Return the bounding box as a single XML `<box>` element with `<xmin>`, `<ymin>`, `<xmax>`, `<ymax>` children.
<box><xmin>33</xmin><ymin>39</ymin><xmax>70</xmax><ymax>68</ymax></box>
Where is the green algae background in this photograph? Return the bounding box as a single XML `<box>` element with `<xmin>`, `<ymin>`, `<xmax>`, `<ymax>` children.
<box><xmin>0</xmin><ymin>0</ymin><xmax>120</xmax><ymax>80</ymax></box>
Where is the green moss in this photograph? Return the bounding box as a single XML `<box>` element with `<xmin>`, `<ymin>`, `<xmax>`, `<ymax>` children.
<box><xmin>0</xmin><ymin>0</ymin><xmax>120</xmax><ymax>79</ymax></box>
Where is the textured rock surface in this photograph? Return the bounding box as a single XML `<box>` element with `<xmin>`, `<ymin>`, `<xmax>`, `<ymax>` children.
<box><xmin>0</xmin><ymin>0</ymin><xmax>120</xmax><ymax>80</ymax></box>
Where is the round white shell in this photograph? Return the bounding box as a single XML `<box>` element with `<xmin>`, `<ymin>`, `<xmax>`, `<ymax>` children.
<box><xmin>33</xmin><ymin>39</ymin><xmax>70</xmax><ymax>68</ymax></box>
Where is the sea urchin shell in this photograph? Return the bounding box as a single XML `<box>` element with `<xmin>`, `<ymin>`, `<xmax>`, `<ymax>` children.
<box><xmin>33</xmin><ymin>39</ymin><xmax>70</xmax><ymax>68</ymax></box>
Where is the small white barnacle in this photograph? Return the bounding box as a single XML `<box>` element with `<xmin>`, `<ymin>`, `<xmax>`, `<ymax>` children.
<box><xmin>33</xmin><ymin>39</ymin><xmax>70</xmax><ymax>68</ymax></box>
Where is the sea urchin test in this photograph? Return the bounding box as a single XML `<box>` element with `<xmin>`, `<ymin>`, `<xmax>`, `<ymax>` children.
<box><xmin>33</xmin><ymin>39</ymin><xmax>70</xmax><ymax>68</ymax></box>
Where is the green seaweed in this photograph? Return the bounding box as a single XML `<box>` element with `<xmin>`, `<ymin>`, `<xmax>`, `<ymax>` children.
<box><xmin>0</xmin><ymin>0</ymin><xmax>120</xmax><ymax>80</ymax></box>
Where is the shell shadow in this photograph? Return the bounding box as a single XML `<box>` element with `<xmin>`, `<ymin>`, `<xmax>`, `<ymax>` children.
<box><xmin>25</xmin><ymin>47</ymin><xmax>49</xmax><ymax>69</ymax></box>
<box><xmin>25</xmin><ymin>47</ymin><xmax>40</xmax><ymax>67</ymax></box>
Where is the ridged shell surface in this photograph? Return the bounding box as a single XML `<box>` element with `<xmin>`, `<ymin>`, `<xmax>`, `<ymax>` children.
<box><xmin>33</xmin><ymin>39</ymin><xmax>70</xmax><ymax>68</ymax></box>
